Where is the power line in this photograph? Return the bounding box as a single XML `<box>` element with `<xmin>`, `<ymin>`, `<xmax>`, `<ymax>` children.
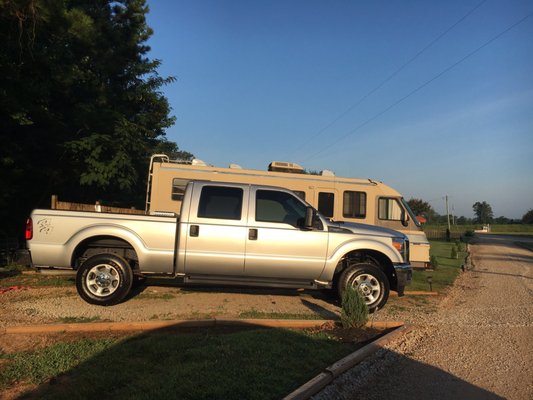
<box><xmin>301</xmin><ymin>9</ymin><xmax>533</xmax><ymax>162</ymax></box>
<box><xmin>295</xmin><ymin>0</ymin><xmax>488</xmax><ymax>155</ymax></box>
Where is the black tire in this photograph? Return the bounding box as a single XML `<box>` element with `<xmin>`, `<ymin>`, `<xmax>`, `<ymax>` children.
<box><xmin>76</xmin><ymin>254</ymin><xmax>133</xmax><ymax>306</ymax></box>
<box><xmin>337</xmin><ymin>262</ymin><xmax>389</xmax><ymax>312</ymax></box>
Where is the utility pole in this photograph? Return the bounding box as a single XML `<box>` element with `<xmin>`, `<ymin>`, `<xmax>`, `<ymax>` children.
<box><xmin>445</xmin><ymin>195</ymin><xmax>451</xmax><ymax>231</ymax></box>
<box><xmin>452</xmin><ymin>204</ymin><xmax>456</xmax><ymax>225</ymax></box>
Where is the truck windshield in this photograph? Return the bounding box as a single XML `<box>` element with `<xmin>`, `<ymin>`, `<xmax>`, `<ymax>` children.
<box><xmin>401</xmin><ymin>198</ymin><xmax>421</xmax><ymax>228</ymax></box>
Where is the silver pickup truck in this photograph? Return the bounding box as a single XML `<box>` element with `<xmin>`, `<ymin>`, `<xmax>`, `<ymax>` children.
<box><xmin>27</xmin><ymin>181</ymin><xmax>412</xmax><ymax>311</ymax></box>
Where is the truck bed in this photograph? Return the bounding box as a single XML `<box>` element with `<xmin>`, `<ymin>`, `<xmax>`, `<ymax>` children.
<box><xmin>29</xmin><ymin>209</ymin><xmax>178</xmax><ymax>274</ymax></box>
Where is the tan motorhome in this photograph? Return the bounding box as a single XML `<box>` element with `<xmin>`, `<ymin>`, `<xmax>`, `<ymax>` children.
<box><xmin>146</xmin><ymin>154</ymin><xmax>430</xmax><ymax>268</ymax></box>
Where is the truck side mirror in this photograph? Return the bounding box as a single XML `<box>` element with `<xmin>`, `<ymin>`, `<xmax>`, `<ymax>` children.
<box><xmin>304</xmin><ymin>207</ymin><xmax>314</xmax><ymax>229</ymax></box>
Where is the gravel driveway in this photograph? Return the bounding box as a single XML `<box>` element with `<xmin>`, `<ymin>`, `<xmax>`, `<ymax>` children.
<box><xmin>313</xmin><ymin>234</ymin><xmax>533</xmax><ymax>400</ymax></box>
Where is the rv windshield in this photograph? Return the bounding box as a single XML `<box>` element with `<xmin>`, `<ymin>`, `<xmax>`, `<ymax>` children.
<box><xmin>401</xmin><ymin>198</ymin><xmax>421</xmax><ymax>228</ymax></box>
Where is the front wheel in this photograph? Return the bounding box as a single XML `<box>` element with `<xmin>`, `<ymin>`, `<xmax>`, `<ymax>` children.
<box><xmin>337</xmin><ymin>262</ymin><xmax>390</xmax><ymax>312</ymax></box>
<box><xmin>76</xmin><ymin>254</ymin><xmax>133</xmax><ymax>306</ymax></box>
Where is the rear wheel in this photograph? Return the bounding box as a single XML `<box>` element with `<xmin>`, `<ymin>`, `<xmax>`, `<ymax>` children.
<box><xmin>337</xmin><ymin>262</ymin><xmax>389</xmax><ymax>312</ymax></box>
<box><xmin>76</xmin><ymin>254</ymin><xmax>133</xmax><ymax>306</ymax></box>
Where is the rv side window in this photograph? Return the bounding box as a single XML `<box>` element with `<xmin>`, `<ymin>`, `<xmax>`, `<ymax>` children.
<box><xmin>343</xmin><ymin>191</ymin><xmax>366</xmax><ymax>218</ymax></box>
<box><xmin>172</xmin><ymin>179</ymin><xmax>189</xmax><ymax>201</ymax></box>
<box><xmin>318</xmin><ymin>192</ymin><xmax>334</xmax><ymax>218</ymax></box>
<box><xmin>292</xmin><ymin>191</ymin><xmax>306</xmax><ymax>201</ymax></box>
<box><xmin>378</xmin><ymin>198</ymin><xmax>403</xmax><ymax>221</ymax></box>
<box><xmin>198</xmin><ymin>186</ymin><xmax>243</xmax><ymax>220</ymax></box>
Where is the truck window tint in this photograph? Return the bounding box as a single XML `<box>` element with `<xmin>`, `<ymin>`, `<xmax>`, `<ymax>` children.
<box><xmin>318</xmin><ymin>192</ymin><xmax>334</xmax><ymax>218</ymax></box>
<box><xmin>171</xmin><ymin>179</ymin><xmax>189</xmax><ymax>201</ymax></box>
<box><xmin>378</xmin><ymin>198</ymin><xmax>403</xmax><ymax>221</ymax></box>
<box><xmin>343</xmin><ymin>191</ymin><xmax>366</xmax><ymax>218</ymax></box>
<box><xmin>256</xmin><ymin>190</ymin><xmax>306</xmax><ymax>227</ymax></box>
<box><xmin>198</xmin><ymin>186</ymin><xmax>243</xmax><ymax>220</ymax></box>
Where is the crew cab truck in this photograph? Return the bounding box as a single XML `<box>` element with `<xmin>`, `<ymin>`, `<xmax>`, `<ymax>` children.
<box><xmin>27</xmin><ymin>181</ymin><xmax>412</xmax><ymax>311</ymax></box>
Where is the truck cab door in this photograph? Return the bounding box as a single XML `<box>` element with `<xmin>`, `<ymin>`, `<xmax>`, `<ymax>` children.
<box><xmin>244</xmin><ymin>188</ymin><xmax>328</xmax><ymax>281</ymax></box>
<box><xmin>183</xmin><ymin>183</ymin><xmax>248</xmax><ymax>276</ymax></box>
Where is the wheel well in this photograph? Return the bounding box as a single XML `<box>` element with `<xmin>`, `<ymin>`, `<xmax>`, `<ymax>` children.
<box><xmin>334</xmin><ymin>250</ymin><xmax>398</xmax><ymax>291</ymax></box>
<box><xmin>72</xmin><ymin>236</ymin><xmax>138</xmax><ymax>271</ymax></box>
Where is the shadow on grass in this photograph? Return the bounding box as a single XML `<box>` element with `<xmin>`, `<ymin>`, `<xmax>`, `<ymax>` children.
<box><xmin>12</xmin><ymin>323</ymin><xmax>358</xmax><ymax>400</ymax></box>
<box><xmin>9</xmin><ymin>321</ymin><xmax>504</xmax><ymax>400</ymax></box>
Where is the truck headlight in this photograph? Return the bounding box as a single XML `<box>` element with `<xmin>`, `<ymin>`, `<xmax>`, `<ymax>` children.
<box><xmin>392</xmin><ymin>237</ymin><xmax>409</xmax><ymax>262</ymax></box>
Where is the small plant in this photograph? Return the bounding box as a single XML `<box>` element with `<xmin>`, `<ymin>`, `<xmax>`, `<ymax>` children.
<box><xmin>341</xmin><ymin>286</ymin><xmax>369</xmax><ymax>329</ymax></box>
<box><xmin>430</xmin><ymin>255</ymin><xmax>439</xmax><ymax>269</ymax></box>
<box><xmin>451</xmin><ymin>245</ymin><xmax>458</xmax><ymax>259</ymax></box>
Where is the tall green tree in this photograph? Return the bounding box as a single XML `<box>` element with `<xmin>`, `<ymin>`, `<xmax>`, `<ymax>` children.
<box><xmin>0</xmin><ymin>0</ymin><xmax>190</xmax><ymax>237</ymax></box>
<box><xmin>406</xmin><ymin>198</ymin><xmax>436</xmax><ymax>222</ymax></box>
<box><xmin>523</xmin><ymin>209</ymin><xmax>533</xmax><ymax>224</ymax></box>
<box><xmin>472</xmin><ymin>201</ymin><xmax>494</xmax><ymax>224</ymax></box>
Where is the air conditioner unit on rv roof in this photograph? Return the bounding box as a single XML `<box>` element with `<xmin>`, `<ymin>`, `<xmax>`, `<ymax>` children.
<box><xmin>268</xmin><ymin>161</ymin><xmax>305</xmax><ymax>174</ymax></box>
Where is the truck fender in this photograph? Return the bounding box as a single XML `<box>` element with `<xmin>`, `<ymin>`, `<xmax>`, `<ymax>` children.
<box><xmin>64</xmin><ymin>224</ymin><xmax>146</xmax><ymax>268</ymax></box>
<box><xmin>318</xmin><ymin>238</ymin><xmax>401</xmax><ymax>282</ymax></box>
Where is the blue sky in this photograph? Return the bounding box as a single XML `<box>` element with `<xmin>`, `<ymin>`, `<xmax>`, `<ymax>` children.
<box><xmin>145</xmin><ymin>0</ymin><xmax>533</xmax><ymax>219</ymax></box>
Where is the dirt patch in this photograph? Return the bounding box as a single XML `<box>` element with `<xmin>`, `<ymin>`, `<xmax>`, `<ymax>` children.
<box><xmin>306</xmin><ymin>320</ymin><xmax>387</xmax><ymax>343</ymax></box>
<box><xmin>0</xmin><ymin>330</ymin><xmax>135</xmax><ymax>354</ymax></box>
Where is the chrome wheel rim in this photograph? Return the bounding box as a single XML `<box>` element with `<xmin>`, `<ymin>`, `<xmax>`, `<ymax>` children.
<box><xmin>351</xmin><ymin>273</ymin><xmax>381</xmax><ymax>306</ymax></box>
<box><xmin>86</xmin><ymin>263</ymin><xmax>120</xmax><ymax>297</ymax></box>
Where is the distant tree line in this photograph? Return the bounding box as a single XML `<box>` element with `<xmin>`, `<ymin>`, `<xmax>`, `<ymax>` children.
<box><xmin>407</xmin><ymin>198</ymin><xmax>531</xmax><ymax>225</ymax></box>
<box><xmin>1</xmin><ymin>0</ymin><xmax>191</xmax><ymax>238</ymax></box>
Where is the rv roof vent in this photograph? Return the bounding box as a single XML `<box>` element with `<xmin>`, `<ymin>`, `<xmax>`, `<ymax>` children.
<box><xmin>320</xmin><ymin>169</ymin><xmax>335</xmax><ymax>177</ymax></box>
<box><xmin>191</xmin><ymin>159</ymin><xmax>208</xmax><ymax>166</ymax></box>
<box><xmin>268</xmin><ymin>161</ymin><xmax>305</xmax><ymax>174</ymax></box>
<box><xmin>229</xmin><ymin>163</ymin><xmax>242</xmax><ymax>169</ymax></box>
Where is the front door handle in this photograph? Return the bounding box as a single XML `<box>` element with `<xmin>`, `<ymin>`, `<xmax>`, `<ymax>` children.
<box><xmin>249</xmin><ymin>228</ymin><xmax>258</xmax><ymax>240</ymax></box>
<box><xmin>190</xmin><ymin>225</ymin><xmax>199</xmax><ymax>237</ymax></box>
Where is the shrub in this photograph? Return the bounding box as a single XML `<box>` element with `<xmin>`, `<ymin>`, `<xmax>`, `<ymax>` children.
<box><xmin>430</xmin><ymin>255</ymin><xmax>439</xmax><ymax>269</ymax></box>
<box><xmin>341</xmin><ymin>286</ymin><xmax>369</xmax><ymax>329</ymax></box>
<box><xmin>451</xmin><ymin>245</ymin><xmax>458</xmax><ymax>259</ymax></box>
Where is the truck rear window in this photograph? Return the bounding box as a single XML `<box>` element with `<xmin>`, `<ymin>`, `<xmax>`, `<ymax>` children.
<box><xmin>198</xmin><ymin>186</ymin><xmax>243</xmax><ymax>220</ymax></box>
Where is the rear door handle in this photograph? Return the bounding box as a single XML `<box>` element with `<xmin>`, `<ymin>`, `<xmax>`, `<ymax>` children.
<box><xmin>249</xmin><ymin>228</ymin><xmax>258</xmax><ymax>240</ymax></box>
<box><xmin>190</xmin><ymin>225</ymin><xmax>199</xmax><ymax>237</ymax></box>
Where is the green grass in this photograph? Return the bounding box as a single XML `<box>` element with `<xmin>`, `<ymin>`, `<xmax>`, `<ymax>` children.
<box><xmin>410</xmin><ymin>240</ymin><xmax>466</xmax><ymax>292</ymax></box>
<box><xmin>239</xmin><ymin>309</ymin><xmax>325</xmax><ymax>320</ymax></box>
<box><xmin>0</xmin><ymin>268</ymin><xmax>75</xmax><ymax>287</ymax></box>
<box><xmin>424</xmin><ymin>224</ymin><xmax>533</xmax><ymax>234</ymax></box>
<box><xmin>0</xmin><ymin>338</ymin><xmax>116</xmax><ymax>389</ymax></box>
<box><xmin>489</xmin><ymin>224</ymin><xmax>533</xmax><ymax>233</ymax></box>
<box><xmin>1</xmin><ymin>329</ymin><xmax>360</xmax><ymax>399</ymax></box>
